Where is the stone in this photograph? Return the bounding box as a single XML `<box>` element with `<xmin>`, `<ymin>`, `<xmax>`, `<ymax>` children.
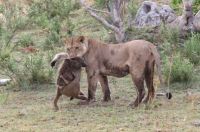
<box><xmin>134</xmin><ymin>1</ymin><xmax>176</xmax><ymax>27</ymax></box>
<box><xmin>193</xmin><ymin>10</ymin><xmax>200</xmax><ymax>31</ymax></box>
<box><xmin>0</xmin><ymin>79</ymin><xmax>11</xmax><ymax>86</ymax></box>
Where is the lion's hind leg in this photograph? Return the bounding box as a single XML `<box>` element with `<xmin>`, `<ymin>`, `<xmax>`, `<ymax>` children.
<box><xmin>129</xmin><ymin>67</ymin><xmax>145</xmax><ymax>108</ymax></box>
<box><xmin>143</xmin><ymin>60</ymin><xmax>155</xmax><ymax>104</ymax></box>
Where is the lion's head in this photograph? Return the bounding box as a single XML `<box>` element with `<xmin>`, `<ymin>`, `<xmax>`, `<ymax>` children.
<box><xmin>65</xmin><ymin>36</ymin><xmax>88</xmax><ymax>58</ymax></box>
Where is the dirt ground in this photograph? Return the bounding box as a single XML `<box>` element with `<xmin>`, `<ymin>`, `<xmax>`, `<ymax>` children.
<box><xmin>0</xmin><ymin>75</ymin><xmax>200</xmax><ymax>132</ymax></box>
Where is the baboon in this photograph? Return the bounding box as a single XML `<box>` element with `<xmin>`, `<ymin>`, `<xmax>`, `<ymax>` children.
<box><xmin>51</xmin><ymin>53</ymin><xmax>87</xmax><ymax>110</ymax></box>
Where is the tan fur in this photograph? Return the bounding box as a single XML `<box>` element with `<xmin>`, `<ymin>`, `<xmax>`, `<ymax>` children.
<box><xmin>51</xmin><ymin>53</ymin><xmax>87</xmax><ymax>110</ymax></box>
<box><xmin>65</xmin><ymin>36</ymin><xmax>163</xmax><ymax>107</ymax></box>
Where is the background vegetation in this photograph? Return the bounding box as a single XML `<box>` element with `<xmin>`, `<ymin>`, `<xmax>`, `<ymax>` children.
<box><xmin>0</xmin><ymin>0</ymin><xmax>200</xmax><ymax>131</ymax></box>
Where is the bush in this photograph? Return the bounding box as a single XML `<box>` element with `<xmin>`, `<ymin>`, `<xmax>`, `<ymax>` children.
<box><xmin>0</xmin><ymin>4</ymin><xmax>4</xmax><ymax>13</ymax></box>
<box><xmin>0</xmin><ymin>49</ymin><xmax>54</xmax><ymax>90</ymax></box>
<box><xmin>128</xmin><ymin>0</ymin><xmax>138</xmax><ymax>18</ymax></box>
<box><xmin>29</xmin><ymin>0</ymin><xmax>74</xmax><ymax>29</ymax></box>
<box><xmin>29</xmin><ymin>0</ymin><xmax>75</xmax><ymax>49</ymax></box>
<box><xmin>170</xmin><ymin>0</ymin><xmax>182</xmax><ymax>14</ymax></box>
<box><xmin>43</xmin><ymin>31</ymin><xmax>60</xmax><ymax>50</ymax></box>
<box><xmin>32</xmin><ymin>13</ymin><xmax>50</xmax><ymax>28</ymax></box>
<box><xmin>126</xmin><ymin>27</ymin><xmax>156</xmax><ymax>43</ymax></box>
<box><xmin>0</xmin><ymin>2</ymin><xmax>54</xmax><ymax>90</ymax></box>
<box><xmin>159</xmin><ymin>26</ymin><xmax>182</xmax><ymax>58</ymax></box>
<box><xmin>193</xmin><ymin>0</ymin><xmax>200</xmax><ymax>13</ymax></box>
<box><xmin>184</xmin><ymin>33</ymin><xmax>200</xmax><ymax>64</ymax></box>
<box><xmin>163</xmin><ymin>53</ymin><xmax>194</xmax><ymax>83</ymax></box>
<box><xmin>159</xmin><ymin>25</ymin><xmax>180</xmax><ymax>44</ymax></box>
<box><xmin>23</xmin><ymin>54</ymin><xmax>53</xmax><ymax>85</ymax></box>
<box><xmin>0</xmin><ymin>93</ymin><xmax>8</xmax><ymax>105</ymax></box>
<box><xmin>17</xmin><ymin>34</ymin><xmax>34</xmax><ymax>47</ymax></box>
<box><xmin>94</xmin><ymin>0</ymin><xmax>107</xmax><ymax>8</ymax></box>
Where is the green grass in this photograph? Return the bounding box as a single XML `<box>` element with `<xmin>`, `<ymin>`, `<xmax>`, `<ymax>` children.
<box><xmin>0</xmin><ymin>74</ymin><xmax>200</xmax><ymax>132</ymax></box>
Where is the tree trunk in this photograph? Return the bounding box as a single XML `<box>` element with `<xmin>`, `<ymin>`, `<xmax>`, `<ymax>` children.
<box><xmin>79</xmin><ymin>0</ymin><xmax>126</xmax><ymax>43</ymax></box>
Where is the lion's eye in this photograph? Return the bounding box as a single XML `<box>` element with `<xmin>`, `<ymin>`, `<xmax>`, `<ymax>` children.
<box><xmin>75</xmin><ymin>47</ymin><xmax>79</xmax><ymax>50</ymax></box>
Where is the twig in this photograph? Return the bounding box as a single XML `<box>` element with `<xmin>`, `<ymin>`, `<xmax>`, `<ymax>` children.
<box><xmin>87</xmin><ymin>6</ymin><xmax>110</xmax><ymax>15</ymax></box>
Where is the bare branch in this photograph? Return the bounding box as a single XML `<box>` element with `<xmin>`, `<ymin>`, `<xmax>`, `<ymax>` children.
<box><xmin>87</xmin><ymin>6</ymin><xmax>110</xmax><ymax>15</ymax></box>
<box><xmin>79</xmin><ymin>0</ymin><xmax>119</xmax><ymax>33</ymax></box>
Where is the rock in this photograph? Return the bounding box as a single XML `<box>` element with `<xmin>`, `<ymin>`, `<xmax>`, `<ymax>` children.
<box><xmin>168</xmin><ymin>0</ymin><xmax>194</xmax><ymax>33</ymax></box>
<box><xmin>159</xmin><ymin>5</ymin><xmax>177</xmax><ymax>23</ymax></box>
<box><xmin>192</xmin><ymin>120</ymin><xmax>200</xmax><ymax>127</ymax></box>
<box><xmin>134</xmin><ymin>1</ymin><xmax>176</xmax><ymax>27</ymax></box>
<box><xmin>193</xmin><ymin>10</ymin><xmax>200</xmax><ymax>31</ymax></box>
<box><xmin>0</xmin><ymin>79</ymin><xmax>11</xmax><ymax>86</ymax></box>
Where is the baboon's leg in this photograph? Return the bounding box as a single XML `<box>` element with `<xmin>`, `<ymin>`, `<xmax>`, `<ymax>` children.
<box><xmin>70</xmin><ymin>97</ymin><xmax>74</xmax><ymax>100</ymax></box>
<box><xmin>143</xmin><ymin>61</ymin><xmax>155</xmax><ymax>103</ymax></box>
<box><xmin>75</xmin><ymin>94</ymin><xmax>88</xmax><ymax>100</ymax></box>
<box><xmin>54</xmin><ymin>88</ymin><xmax>62</xmax><ymax>110</ymax></box>
<box><xmin>87</xmin><ymin>72</ymin><xmax>98</xmax><ymax>102</ymax></box>
<box><xmin>99</xmin><ymin>75</ymin><xmax>111</xmax><ymax>101</ymax></box>
<box><xmin>79</xmin><ymin>91</ymin><xmax>84</xmax><ymax>95</ymax></box>
<box><xmin>130</xmin><ymin>68</ymin><xmax>145</xmax><ymax>108</ymax></box>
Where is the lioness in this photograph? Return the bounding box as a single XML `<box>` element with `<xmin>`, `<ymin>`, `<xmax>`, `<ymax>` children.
<box><xmin>65</xmin><ymin>36</ymin><xmax>172</xmax><ymax>107</ymax></box>
<box><xmin>51</xmin><ymin>53</ymin><xmax>87</xmax><ymax>110</ymax></box>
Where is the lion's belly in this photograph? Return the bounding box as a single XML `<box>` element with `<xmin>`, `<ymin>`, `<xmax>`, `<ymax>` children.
<box><xmin>100</xmin><ymin>65</ymin><xmax>129</xmax><ymax>77</ymax></box>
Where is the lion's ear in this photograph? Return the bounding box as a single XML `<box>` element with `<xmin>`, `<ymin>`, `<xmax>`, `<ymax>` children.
<box><xmin>78</xmin><ymin>36</ymin><xmax>85</xmax><ymax>43</ymax></box>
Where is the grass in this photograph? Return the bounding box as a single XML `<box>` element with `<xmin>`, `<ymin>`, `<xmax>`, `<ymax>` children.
<box><xmin>0</xmin><ymin>74</ymin><xmax>200</xmax><ymax>132</ymax></box>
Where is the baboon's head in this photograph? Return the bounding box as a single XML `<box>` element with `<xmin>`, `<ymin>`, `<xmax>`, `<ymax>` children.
<box><xmin>65</xmin><ymin>36</ymin><xmax>88</xmax><ymax>58</ymax></box>
<box><xmin>69</xmin><ymin>57</ymin><xmax>86</xmax><ymax>69</ymax></box>
<box><xmin>51</xmin><ymin>52</ymin><xmax>69</xmax><ymax>68</ymax></box>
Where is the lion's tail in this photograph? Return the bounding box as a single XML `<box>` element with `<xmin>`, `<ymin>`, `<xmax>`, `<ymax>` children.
<box><xmin>153</xmin><ymin>47</ymin><xmax>172</xmax><ymax>100</ymax></box>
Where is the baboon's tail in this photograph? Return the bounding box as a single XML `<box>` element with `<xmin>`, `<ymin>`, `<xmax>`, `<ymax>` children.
<box><xmin>153</xmin><ymin>46</ymin><xmax>172</xmax><ymax>100</ymax></box>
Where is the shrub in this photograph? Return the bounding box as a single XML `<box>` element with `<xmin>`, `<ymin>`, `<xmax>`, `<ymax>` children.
<box><xmin>0</xmin><ymin>93</ymin><xmax>8</xmax><ymax>105</ymax></box>
<box><xmin>126</xmin><ymin>27</ymin><xmax>156</xmax><ymax>43</ymax></box>
<box><xmin>17</xmin><ymin>34</ymin><xmax>34</xmax><ymax>47</ymax></box>
<box><xmin>159</xmin><ymin>25</ymin><xmax>180</xmax><ymax>44</ymax></box>
<box><xmin>159</xmin><ymin>26</ymin><xmax>182</xmax><ymax>58</ymax></box>
<box><xmin>193</xmin><ymin>0</ymin><xmax>200</xmax><ymax>13</ymax></box>
<box><xmin>170</xmin><ymin>0</ymin><xmax>182</xmax><ymax>14</ymax></box>
<box><xmin>23</xmin><ymin>54</ymin><xmax>53</xmax><ymax>85</ymax></box>
<box><xmin>32</xmin><ymin>13</ymin><xmax>50</xmax><ymax>28</ymax></box>
<box><xmin>0</xmin><ymin>50</ymin><xmax>54</xmax><ymax>90</ymax></box>
<box><xmin>29</xmin><ymin>0</ymin><xmax>75</xmax><ymax>49</ymax></box>
<box><xmin>0</xmin><ymin>4</ymin><xmax>4</xmax><ymax>13</ymax></box>
<box><xmin>94</xmin><ymin>0</ymin><xmax>107</xmax><ymax>8</ymax></box>
<box><xmin>184</xmin><ymin>33</ymin><xmax>200</xmax><ymax>64</ymax></box>
<box><xmin>29</xmin><ymin>0</ymin><xmax>74</xmax><ymax>29</ymax></box>
<box><xmin>128</xmin><ymin>0</ymin><xmax>138</xmax><ymax>18</ymax></box>
<box><xmin>163</xmin><ymin>53</ymin><xmax>194</xmax><ymax>83</ymax></box>
<box><xmin>43</xmin><ymin>31</ymin><xmax>60</xmax><ymax>50</ymax></box>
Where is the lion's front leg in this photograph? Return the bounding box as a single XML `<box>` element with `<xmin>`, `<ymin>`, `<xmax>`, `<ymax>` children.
<box><xmin>87</xmin><ymin>71</ymin><xmax>99</xmax><ymax>102</ymax></box>
<box><xmin>99</xmin><ymin>75</ymin><xmax>111</xmax><ymax>101</ymax></box>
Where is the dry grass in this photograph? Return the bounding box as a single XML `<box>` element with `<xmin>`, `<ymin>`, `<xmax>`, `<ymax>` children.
<box><xmin>0</xmin><ymin>74</ymin><xmax>200</xmax><ymax>132</ymax></box>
